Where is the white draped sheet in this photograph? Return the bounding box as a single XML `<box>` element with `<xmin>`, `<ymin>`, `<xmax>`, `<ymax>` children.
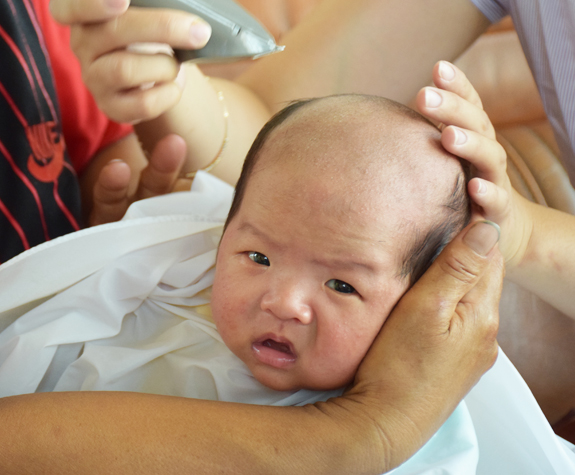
<box><xmin>0</xmin><ymin>172</ymin><xmax>574</xmax><ymax>474</ymax></box>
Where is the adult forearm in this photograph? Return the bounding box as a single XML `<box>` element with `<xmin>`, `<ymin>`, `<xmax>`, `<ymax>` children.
<box><xmin>0</xmin><ymin>392</ymin><xmax>403</xmax><ymax>475</ymax></box>
<box><xmin>506</xmin><ymin>200</ymin><xmax>575</xmax><ymax>319</ymax></box>
<box><xmin>454</xmin><ymin>30</ymin><xmax>545</xmax><ymax>127</ymax></box>
<box><xmin>237</xmin><ymin>0</ymin><xmax>491</xmax><ymax>112</ymax></box>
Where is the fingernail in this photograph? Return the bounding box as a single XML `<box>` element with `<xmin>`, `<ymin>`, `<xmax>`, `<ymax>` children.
<box><xmin>453</xmin><ymin>127</ymin><xmax>467</xmax><ymax>145</ymax></box>
<box><xmin>463</xmin><ymin>221</ymin><xmax>500</xmax><ymax>256</ymax></box>
<box><xmin>106</xmin><ymin>0</ymin><xmax>129</xmax><ymax>13</ymax></box>
<box><xmin>438</xmin><ymin>61</ymin><xmax>456</xmax><ymax>81</ymax></box>
<box><xmin>476</xmin><ymin>179</ymin><xmax>487</xmax><ymax>195</ymax></box>
<box><xmin>425</xmin><ymin>89</ymin><xmax>442</xmax><ymax>108</ymax></box>
<box><xmin>190</xmin><ymin>21</ymin><xmax>212</xmax><ymax>47</ymax></box>
<box><xmin>139</xmin><ymin>81</ymin><xmax>156</xmax><ymax>91</ymax></box>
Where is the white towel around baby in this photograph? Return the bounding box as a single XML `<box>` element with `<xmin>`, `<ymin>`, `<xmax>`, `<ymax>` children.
<box><xmin>0</xmin><ymin>172</ymin><xmax>574</xmax><ymax>474</ymax></box>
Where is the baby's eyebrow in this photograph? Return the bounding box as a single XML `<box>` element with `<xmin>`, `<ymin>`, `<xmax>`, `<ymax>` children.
<box><xmin>237</xmin><ymin>221</ymin><xmax>277</xmax><ymax>245</ymax></box>
<box><xmin>310</xmin><ymin>256</ymin><xmax>376</xmax><ymax>274</ymax></box>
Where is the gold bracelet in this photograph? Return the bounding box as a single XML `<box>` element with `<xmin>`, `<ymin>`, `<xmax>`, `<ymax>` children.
<box><xmin>185</xmin><ymin>83</ymin><xmax>229</xmax><ymax>179</ymax></box>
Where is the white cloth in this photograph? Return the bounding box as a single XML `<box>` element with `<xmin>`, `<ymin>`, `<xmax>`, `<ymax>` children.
<box><xmin>469</xmin><ymin>0</ymin><xmax>575</xmax><ymax>186</ymax></box>
<box><xmin>1</xmin><ymin>171</ymin><xmax>574</xmax><ymax>474</ymax></box>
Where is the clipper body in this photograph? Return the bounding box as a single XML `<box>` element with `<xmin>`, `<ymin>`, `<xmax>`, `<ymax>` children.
<box><xmin>130</xmin><ymin>0</ymin><xmax>284</xmax><ymax>62</ymax></box>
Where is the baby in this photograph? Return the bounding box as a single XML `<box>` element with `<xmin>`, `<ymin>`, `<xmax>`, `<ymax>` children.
<box><xmin>0</xmin><ymin>94</ymin><xmax>470</xmax><ymax>398</ymax></box>
<box><xmin>211</xmin><ymin>94</ymin><xmax>470</xmax><ymax>392</ymax></box>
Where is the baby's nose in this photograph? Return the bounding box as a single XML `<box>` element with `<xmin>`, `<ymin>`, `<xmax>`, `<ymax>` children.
<box><xmin>260</xmin><ymin>281</ymin><xmax>313</xmax><ymax>325</ymax></box>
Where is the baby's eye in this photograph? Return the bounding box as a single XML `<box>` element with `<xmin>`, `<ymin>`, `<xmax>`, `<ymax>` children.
<box><xmin>248</xmin><ymin>251</ymin><xmax>270</xmax><ymax>266</ymax></box>
<box><xmin>326</xmin><ymin>279</ymin><xmax>356</xmax><ymax>294</ymax></box>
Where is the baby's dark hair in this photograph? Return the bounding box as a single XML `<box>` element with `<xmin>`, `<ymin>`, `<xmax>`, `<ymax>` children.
<box><xmin>224</xmin><ymin>95</ymin><xmax>471</xmax><ymax>287</ymax></box>
<box><xmin>398</xmin><ymin>169</ymin><xmax>470</xmax><ymax>285</ymax></box>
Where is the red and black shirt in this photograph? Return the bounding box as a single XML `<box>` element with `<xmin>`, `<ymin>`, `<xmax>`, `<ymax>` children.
<box><xmin>0</xmin><ymin>0</ymin><xmax>81</xmax><ymax>263</ymax></box>
<box><xmin>0</xmin><ymin>0</ymin><xmax>133</xmax><ymax>264</ymax></box>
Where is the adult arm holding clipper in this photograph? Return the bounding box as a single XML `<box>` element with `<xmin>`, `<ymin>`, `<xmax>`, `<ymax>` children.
<box><xmin>50</xmin><ymin>0</ymin><xmax>270</xmax><ymax>187</ymax></box>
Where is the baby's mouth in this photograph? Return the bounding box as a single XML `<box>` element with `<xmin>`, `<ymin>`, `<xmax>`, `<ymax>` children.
<box><xmin>262</xmin><ymin>339</ymin><xmax>292</xmax><ymax>354</ymax></box>
<box><xmin>252</xmin><ymin>336</ymin><xmax>296</xmax><ymax>368</ymax></box>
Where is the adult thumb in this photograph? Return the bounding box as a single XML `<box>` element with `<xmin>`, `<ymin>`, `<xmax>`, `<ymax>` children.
<box><xmin>408</xmin><ymin>220</ymin><xmax>501</xmax><ymax>316</ymax></box>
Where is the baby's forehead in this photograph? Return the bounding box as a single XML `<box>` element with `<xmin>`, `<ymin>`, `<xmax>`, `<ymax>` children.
<box><xmin>258</xmin><ymin>96</ymin><xmax>457</xmax><ymax>195</ymax></box>
<box><xmin>250</xmin><ymin>95</ymin><xmax>464</xmax><ymax>237</ymax></box>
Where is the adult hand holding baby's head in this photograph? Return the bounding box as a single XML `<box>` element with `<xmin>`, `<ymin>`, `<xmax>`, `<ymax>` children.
<box><xmin>348</xmin><ymin>219</ymin><xmax>502</xmax><ymax>469</ymax></box>
<box><xmin>49</xmin><ymin>0</ymin><xmax>212</xmax><ymax>123</ymax></box>
<box><xmin>416</xmin><ymin>61</ymin><xmax>534</xmax><ymax>271</ymax></box>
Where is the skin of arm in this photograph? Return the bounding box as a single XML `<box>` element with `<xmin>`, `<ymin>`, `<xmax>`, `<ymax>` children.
<box><xmin>236</xmin><ymin>0</ymin><xmax>490</xmax><ymax>111</ymax></box>
<box><xmin>199</xmin><ymin>0</ymin><xmax>323</xmax><ymax>80</ymax></box>
<box><xmin>0</xmin><ymin>221</ymin><xmax>502</xmax><ymax>474</ymax></box>
<box><xmin>504</xmin><ymin>199</ymin><xmax>575</xmax><ymax>320</ymax></box>
<box><xmin>454</xmin><ymin>30</ymin><xmax>545</xmax><ymax>127</ymax></box>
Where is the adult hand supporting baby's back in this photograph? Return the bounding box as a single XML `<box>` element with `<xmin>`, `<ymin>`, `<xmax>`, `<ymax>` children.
<box><xmin>348</xmin><ymin>220</ymin><xmax>503</xmax><ymax>470</ymax></box>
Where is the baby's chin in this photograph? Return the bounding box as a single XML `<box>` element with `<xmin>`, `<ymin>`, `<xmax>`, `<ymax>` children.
<box><xmin>251</xmin><ymin>368</ymin><xmax>352</xmax><ymax>393</ymax></box>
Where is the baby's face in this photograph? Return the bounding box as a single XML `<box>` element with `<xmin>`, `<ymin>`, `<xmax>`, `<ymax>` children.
<box><xmin>211</xmin><ymin>159</ymin><xmax>415</xmax><ymax>392</ymax></box>
<box><xmin>211</xmin><ymin>96</ymin><xmax>462</xmax><ymax>392</ymax></box>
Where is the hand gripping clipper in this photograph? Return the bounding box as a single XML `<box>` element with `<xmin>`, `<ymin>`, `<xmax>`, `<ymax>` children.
<box><xmin>130</xmin><ymin>0</ymin><xmax>284</xmax><ymax>62</ymax></box>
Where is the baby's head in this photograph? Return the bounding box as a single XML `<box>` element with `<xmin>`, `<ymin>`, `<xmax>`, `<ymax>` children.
<box><xmin>211</xmin><ymin>95</ymin><xmax>470</xmax><ymax>392</ymax></box>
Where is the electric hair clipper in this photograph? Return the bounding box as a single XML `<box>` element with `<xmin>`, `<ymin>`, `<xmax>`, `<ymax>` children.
<box><xmin>129</xmin><ymin>0</ymin><xmax>284</xmax><ymax>63</ymax></box>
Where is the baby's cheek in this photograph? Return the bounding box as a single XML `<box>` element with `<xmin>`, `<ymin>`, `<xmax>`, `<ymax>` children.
<box><xmin>324</xmin><ymin>322</ymin><xmax>374</xmax><ymax>363</ymax></box>
<box><xmin>338</xmin><ymin>314</ymin><xmax>387</xmax><ymax>360</ymax></box>
<box><xmin>212</xmin><ymin>281</ymin><xmax>251</xmax><ymax>332</ymax></box>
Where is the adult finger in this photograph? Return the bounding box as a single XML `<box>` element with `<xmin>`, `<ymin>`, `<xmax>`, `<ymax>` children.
<box><xmin>383</xmin><ymin>219</ymin><xmax>501</xmax><ymax>382</ymax></box>
<box><xmin>97</xmin><ymin>82</ymin><xmax>184</xmax><ymax>124</ymax></box>
<box><xmin>432</xmin><ymin>61</ymin><xmax>483</xmax><ymax>110</ymax></box>
<box><xmin>441</xmin><ymin>125</ymin><xmax>508</xmax><ymax>186</ymax></box>
<box><xmin>411</xmin><ymin>220</ymin><xmax>501</xmax><ymax>327</ymax></box>
<box><xmin>89</xmin><ymin>159</ymin><xmax>131</xmax><ymax>226</ymax></box>
<box><xmin>135</xmin><ymin>134</ymin><xmax>187</xmax><ymax>200</ymax></box>
<box><xmin>85</xmin><ymin>51</ymin><xmax>183</xmax><ymax>122</ymax></box>
<box><xmin>449</xmin><ymin>227</ymin><xmax>504</xmax><ymax>342</ymax></box>
<box><xmin>416</xmin><ymin>86</ymin><xmax>496</xmax><ymax>139</ymax></box>
<box><xmin>87</xmin><ymin>51</ymin><xmax>181</xmax><ymax>94</ymax></box>
<box><xmin>70</xmin><ymin>8</ymin><xmax>211</xmax><ymax>65</ymax></box>
<box><xmin>50</xmin><ymin>0</ymin><xmax>129</xmax><ymax>24</ymax></box>
<box><xmin>467</xmin><ymin>178</ymin><xmax>510</xmax><ymax>233</ymax></box>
